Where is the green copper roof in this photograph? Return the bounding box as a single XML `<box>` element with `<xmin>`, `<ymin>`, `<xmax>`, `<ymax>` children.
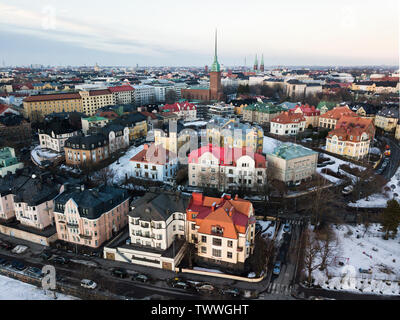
<box><xmin>210</xmin><ymin>29</ymin><xmax>221</xmax><ymax>72</ymax></box>
<box><xmin>244</xmin><ymin>102</ymin><xmax>283</xmax><ymax>114</ymax></box>
<box><xmin>83</xmin><ymin>116</ymin><xmax>108</xmax><ymax>122</ymax></box>
<box><xmin>268</xmin><ymin>143</ymin><xmax>317</xmax><ymax>160</ymax></box>
<box><xmin>317</xmin><ymin>101</ymin><xmax>337</xmax><ymax>110</ymax></box>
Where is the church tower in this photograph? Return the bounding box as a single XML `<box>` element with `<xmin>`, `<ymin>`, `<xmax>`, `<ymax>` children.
<box><xmin>260</xmin><ymin>54</ymin><xmax>264</xmax><ymax>72</ymax></box>
<box><xmin>253</xmin><ymin>54</ymin><xmax>258</xmax><ymax>72</ymax></box>
<box><xmin>209</xmin><ymin>29</ymin><xmax>223</xmax><ymax>101</ymax></box>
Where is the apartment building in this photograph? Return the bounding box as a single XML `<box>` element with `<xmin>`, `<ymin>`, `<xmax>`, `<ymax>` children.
<box><xmin>270</xmin><ymin>111</ymin><xmax>306</xmax><ymax>136</ymax></box>
<box><xmin>266</xmin><ymin>143</ymin><xmax>318</xmax><ymax>185</ymax></box>
<box><xmin>65</xmin><ymin>134</ymin><xmax>109</xmax><ymax>166</ymax></box>
<box><xmin>108</xmin><ymin>85</ymin><xmax>135</xmax><ymax>105</ymax></box>
<box><xmin>374</xmin><ymin>107</ymin><xmax>399</xmax><ymax>132</ymax></box>
<box><xmin>114</xmin><ymin>113</ymin><xmax>148</xmax><ymax>141</ymax></box>
<box><xmin>206</xmin><ymin>117</ymin><xmax>264</xmax><ymax>153</ymax></box>
<box><xmin>54</xmin><ymin>185</ymin><xmax>130</xmax><ymax>248</ymax></box>
<box><xmin>81</xmin><ymin>116</ymin><xmax>110</xmax><ymax>135</ymax></box>
<box><xmin>79</xmin><ymin>89</ymin><xmax>114</xmax><ymax>116</ymax></box>
<box><xmin>38</xmin><ymin>120</ymin><xmax>80</xmax><ymax>152</ymax></box>
<box><xmin>154</xmin><ymin>123</ymin><xmax>193</xmax><ymax>155</ymax></box>
<box><xmin>242</xmin><ymin>102</ymin><xmax>284</xmax><ymax>125</ymax></box>
<box><xmin>318</xmin><ymin>105</ymin><xmax>357</xmax><ymax>129</ymax></box>
<box><xmin>103</xmin><ymin>191</ymin><xmax>189</xmax><ymax>270</ymax></box>
<box><xmin>186</xmin><ymin>193</ymin><xmax>256</xmax><ymax>270</ymax></box>
<box><xmin>23</xmin><ymin>92</ymin><xmax>83</xmax><ymax>120</ymax></box>
<box><xmin>326</xmin><ymin>116</ymin><xmax>375</xmax><ymax>160</ymax></box>
<box><xmin>159</xmin><ymin>101</ymin><xmax>197</xmax><ymax>121</ymax></box>
<box><xmin>0</xmin><ymin>147</ymin><xmax>24</xmax><ymax>177</ymax></box>
<box><xmin>188</xmin><ymin>144</ymin><xmax>267</xmax><ymax>191</ymax></box>
<box><xmin>130</xmin><ymin>143</ymin><xmax>178</xmax><ymax>182</ymax></box>
<box><xmin>289</xmin><ymin>104</ymin><xmax>320</xmax><ymax>128</ymax></box>
<box><xmin>132</xmin><ymin>85</ymin><xmax>155</xmax><ymax>106</ymax></box>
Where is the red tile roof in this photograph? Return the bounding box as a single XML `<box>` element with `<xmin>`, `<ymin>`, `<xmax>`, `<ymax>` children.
<box><xmin>24</xmin><ymin>93</ymin><xmax>82</xmax><ymax>102</ymax></box>
<box><xmin>320</xmin><ymin>105</ymin><xmax>357</xmax><ymax>120</ymax></box>
<box><xmin>188</xmin><ymin>144</ymin><xmax>266</xmax><ymax>168</ymax></box>
<box><xmin>89</xmin><ymin>89</ymin><xmax>112</xmax><ymax>96</ymax></box>
<box><xmin>108</xmin><ymin>85</ymin><xmax>134</xmax><ymax>93</ymax></box>
<box><xmin>270</xmin><ymin>111</ymin><xmax>306</xmax><ymax>124</ymax></box>
<box><xmin>186</xmin><ymin>193</ymin><xmax>254</xmax><ymax>239</ymax></box>
<box><xmin>291</xmin><ymin>104</ymin><xmax>320</xmax><ymax>116</ymax></box>
<box><xmin>130</xmin><ymin>143</ymin><xmax>176</xmax><ymax>165</ymax></box>
<box><xmin>160</xmin><ymin>101</ymin><xmax>196</xmax><ymax>113</ymax></box>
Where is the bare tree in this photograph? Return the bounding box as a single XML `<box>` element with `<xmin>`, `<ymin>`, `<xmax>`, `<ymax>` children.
<box><xmin>316</xmin><ymin>227</ymin><xmax>339</xmax><ymax>271</ymax></box>
<box><xmin>302</xmin><ymin>229</ymin><xmax>322</xmax><ymax>286</ymax></box>
<box><xmin>92</xmin><ymin>167</ymin><xmax>115</xmax><ymax>186</ymax></box>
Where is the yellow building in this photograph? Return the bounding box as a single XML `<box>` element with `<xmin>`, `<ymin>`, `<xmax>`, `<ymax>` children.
<box><xmin>79</xmin><ymin>89</ymin><xmax>114</xmax><ymax>116</ymax></box>
<box><xmin>23</xmin><ymin>93</ymin><xmax>83</xmax><ymax>121</ymax></box>
<box><xmin>374</xmin><ymin>107</ymin><xmax>399</xmax><ymax>132</ymax></box>
<box><xmin>206</xmin><ymin>117</ymin><xmax>264</xmax><ymax>153</ymax></box>
<box><xmin>395</xmin><ymin>124</ymin><xmax>400</xmax><ymax>140</ymax></box>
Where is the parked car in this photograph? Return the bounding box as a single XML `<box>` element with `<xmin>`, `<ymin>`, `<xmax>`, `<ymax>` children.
<box><xmin>219</xmin><ymin>288</ymin><xmax>240</xmax><ymax>297</ymax></box>
<box><xmin>0</xmin><ymin>241</ymin><xmax>13</xmax><ymax>250</ymax></box>
<box><xmin>132</xmin><ymin>273</ymin><xmax>149</xmax><ymax>283</ymax></box>
<box><xmin>11</xmin><ymin>260</ymin><xmax>26</xmax><ymax>271</ymax></box>
<box><xmin>324</xmin><ymin>160</ymin><xmax>335</xmax><ymax>165</ymax></box>
<box><xmin>52</xmin><ymin>256</ymin><xmax>70</xmax><ymax>264</ymax></box>
<box><xmin>273</xmin><ymin>261</ymin><xmax>281</xmax><ymax>275</ymax></box>
<box><xmin>80</xmin><ymin>279</ymin><xmax>97</xmax><ymax>289</ymax></box>
<box><xmin>40</xmin><ymin>250</ymin><xmax>52</xmax><ymax>261</ymax></box>
<box><xmin>0</xmin><ymin>257</ymin><xmax>8</xmax><ymax>266</ymax></box>
<box><xmin>26</xmin><ymin>266</ymin><xmax>44</xmax><ymax>278</ymax></box>
<box><xmin>169</xmin><ymin>278</ymin><xmax>189</xmax><ymax>290</ymax></box>
<box><xmin>112</xmin><ymin>267</ymin><xmax>128</xmax><ymax>278</ymax></box>
<box><xmin>196</xmin><ymin>283</ymin><xmax>215</xmax><ymax>294</ymax></box>
<box><xmin>342</xmin><ymin>185</ymin><xmax>354</xmax><ymax>195</ymax></box>
<box><xmin>283</xmin><ymin>223</ymin><xmax>291</xmax><ymax>233</ymax></box>
<box><xmin>11</xmin><ymin>245</ymin><xmax>28</xmax><ymax>254</ymax></box>
<box><xmin>358</xmin><ymin>268</ymin><xmax>372</xmax><ymax>274</ymax></box>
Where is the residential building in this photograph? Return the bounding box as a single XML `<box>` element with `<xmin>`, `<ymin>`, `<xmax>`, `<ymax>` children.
<box><xmin>316</xmin><ymin>101</ymin><xmax>338</xmax><ymax>115</ymax></box>
<box><xmin>81</xmin><ymin>116</ymin><xmax>110</xmax><ymax>135</ymax></box>
<box><xmin>186</xmin><ymin>193</ymin><xmax>256</xmax><ymax>270</ymax></box>
<box><xmin>266</xmin><ymin>143</ymin><xmax>318</xmax><ymax>185</ymax></box>
<box><xmin>159</xmin><ymin>101</ymin><xmax>197</xmax><ymax>121</ymax></box>
<box><xmin>188</xmin><ymin>144</ymin><xmax>267</xmax><ymax>191</ymax></box>
<box><xmin>130</xmin><ymin>143</ymin><xmax>178</xmax><ymax>182</ymax></box>
<box><xmin>108</xmin><ymin>85</ymin><xmax>135</xmax><ymax>105</ymax></box>
<box><xmin>65</xmin><ymin>134</ymin><xmax>109</xmax><ymax>166</ymax></box>
<box><xmin>289</xmin><ymin>104</ymin><xmax>320</xmax><ymax>128</ymax></box>
<box><xmin>318</xmin><ymin>105</ymin><xmax>357</xmax><ymax>130</ymax></box>
<box><xmin>374</xmin><ymin>107</ymin><xmax>399</xmax><ymax>132</ymax></box>
<box><xmin>206</xmin><ymin>117</ymin><xmax>264</xmax><ymax>153</ymax></box>
<box><xmin>270</xmin><ymin>111</ymin><xmax>306</xmax><ymax>136</ymax></box>
<box><xmin>0</xmin><ymin>114</ymin><xmax>31</xmax><ymax>143</ymax></box>
<box><xmin>38</xmin><ymin>120</ymin><xmax>80</xmax><ymax>152</ymax></box>
<box><xmin>103</xmin><ymin>191</ymin><xmax>188</xmax><ymax>270</ymax></box>
<box><xmin>154</xmin><ymin>122</ymin><xmax>193</xmax><ymax>155</ymax></box>
<box><xmin>326</xmin><ymin>116</ymin><xmax>375</xmax><ymax>159</ymax></box>
<box><xmin>242</xmin><ymin>102</ymin><xmax>284</xmax><ymax>125</ymax></box>
<box><xmin>23</xmin><ymin>92</ymin><xmax>83</xmax><ymax>120</ymax></box>
<box><xmin>0</xmin><ymin>147</ymin><xmax>24</xmax><ymax>177</ymax></box>
<box><xmin>54</xmin><ymin>185</ymin><xmax>130</xmax><ymax>248</ymax></box>
<box><xmin>79</xmin><ymin>89</ymin><xmax>114</xmax><ymax>116</ymax></box>
<box><xmin>208</xmin><ymin>103</ymin><xmax>235</xmax><ymax>118</ymax></box>
<box><xmin>395</xmin><ymin>124</ymin><xmax>400</xmax><ymax>140</ymax></box>
<box><xmin>132</xmin><ymin>85</ymin><xmax>155</xmax><ymax>106</ymax></box>
<box><xmin>114</xmin><ymin>112</ymin><xmax>148</xmax><ymax>141</ymax></box>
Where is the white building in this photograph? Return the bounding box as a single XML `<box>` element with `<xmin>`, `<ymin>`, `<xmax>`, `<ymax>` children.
<box><xmin>130</xmin><ymin>143</ymin><xmax>178</xmax><ymax>182</ymax></box>
<box><xmin>132</xmin><ymin>85</ymin><xmax>156</xmax><ymax>106</ymax></box>
<box><xmin>270</xmin><ymin>111</ymin><xmax>306</xmax><ymax>136</ymax></box>
<box><xmin>38</xmin><ymin>125</ymin><xmax>80</xmax><ymax>153</ymax></box>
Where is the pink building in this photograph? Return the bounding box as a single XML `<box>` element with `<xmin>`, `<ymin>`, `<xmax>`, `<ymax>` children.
<box><xmin>54</xmin><ymin>185</ymin><xmax>130</xmax><ymax>248</ymax></box>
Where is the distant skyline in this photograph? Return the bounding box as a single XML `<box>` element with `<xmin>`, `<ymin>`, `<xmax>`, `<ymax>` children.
<box><xmin>0</xmin><ymin>0</ymin><xmax>399</xmax><ymax>67</ymax></box>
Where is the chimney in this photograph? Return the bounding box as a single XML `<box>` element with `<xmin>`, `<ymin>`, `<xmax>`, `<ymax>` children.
<box><xmin>228</xmin><ymin>207</ymin><xmax>234</xmax><ymax>217</ymax></box>
<box><xmin>144</xmin><ymin>144</ymin><xmax>149</xmax><ymax>150</ymax></box>
<box><xmin>211</xmin><ymin>201</ymin><xmax>216</xmax><ymax>212</ymax></box>
<box><xmin>234</xmin><ymin>194</ymin><xmax>239</xmax><ymax>200</ymax></box>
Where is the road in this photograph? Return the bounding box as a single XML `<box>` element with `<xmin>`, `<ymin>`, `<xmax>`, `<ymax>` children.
<box><xmin>378</xmin><ymin>136</ymin><xmax>400</xmax><ymax>180</ymax></box>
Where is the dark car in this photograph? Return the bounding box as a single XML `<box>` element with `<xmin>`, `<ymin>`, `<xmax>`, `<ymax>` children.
<box><xmin>52</xmin><ymin>256</ymin><xmax>69</xmax><ymax>264</ymax></box>
<box><xmin>0</xmin><ymin>257</ymin><xmax>8</xmax><ymax>266</ymax></box>
<box><xmin>11</xmin><ymin>260</ymin><xmax>26</xmax><ymax>271</ymax></box>
<box><xmin>112</xmin><ymin>267</ymin><xmax>128</xmax><ymax>278</ymax></box>
<box><xmin>132</xmin><ymin>273</ymin><xmax>149</xmax><ymax>283</ymax></box>
<box><xmin>169</xmin><ymin>278</ymin><xmax>190</xmax><ymax>290</ymax></box>
<box><xmin>40</xmin><ymin>250</ymin><xmax>52</xmax><ymax>261</ymax></box>
<box><xmin>0</xmin><ymin>241</ymin><xmax>13</xmax><ymax>250</ymax></box>
<box><xmin>26</xmin><ymin>267</ymin><xmax>44</xmax><ymax>278</ymax></box>
<box><xmin>219</xmin><ymin>288</ymin><xmax>240</xmax><ymax>297</ymax></box>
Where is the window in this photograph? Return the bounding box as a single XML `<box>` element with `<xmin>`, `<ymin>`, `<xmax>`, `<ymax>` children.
<box><xmin>227</xmin><ymin>240</ymin><xmax>233</xmax><ymax>247</ymax></box>
<box><xmin>212</xmin><ymin>238</ymin><xmax>222</xmax><ymax>246</ymax></box>
<box><xmin>201</xmin><ymin>246</ymin><xmax>207</xmax><ymax>254</ymax></box>
<box><xmin>212</xmin><ymin>249</ymin><xmax>221</xmax><ymax>257</ymax></box>
<box><xmin>227</xmin><ymin>252</ymin><xmax>232</xmax><ymax>259</ymax></box>
<box><xmin>201</xmin><ymin>235</ymin><xmax>207</xmax><ymax>243</ymax></box>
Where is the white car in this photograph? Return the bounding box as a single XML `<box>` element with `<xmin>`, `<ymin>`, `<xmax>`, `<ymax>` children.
<box><xmin>80</xmin><ymin>279</ymin><xmax>97</xmax><ymax>289</ymax></box>
<box><xmin>342</xmin><ymin>185</ymin><xmax>353</xmax><ymax>195</ymax></box>
<box><xmin>11</xmin><ymin>245</ymin><xmax>28</xmax><ymax>254</ymax></box>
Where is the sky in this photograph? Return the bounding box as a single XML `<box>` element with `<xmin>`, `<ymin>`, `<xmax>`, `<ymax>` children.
<box><xmin>0</xmin><ymin>0</ymin><xmax>399</xmax><ymax>67</ymax></box>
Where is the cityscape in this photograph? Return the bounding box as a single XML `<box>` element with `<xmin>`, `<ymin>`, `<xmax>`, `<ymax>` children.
<box><xmin>0</xmin><ymin>0</ymin><xmax>399</xmax><ymax>311</ymax></box>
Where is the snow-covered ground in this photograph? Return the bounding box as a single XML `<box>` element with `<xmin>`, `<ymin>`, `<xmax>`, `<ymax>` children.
<box><xmin>193</xmin><ymin>267</ymin><xmax>224</xmax><ymax>274</ymax></box>
<box><xmin>317</xmin><ymin>154</ymin><xmax>365</xmax><ymax>185</ymax></box>
<box><xmin>107</xmin><ymin>144</ymin><xmax>144</xmax><ymax>184</ymax></box>
<box><xmin>310</xmin><ymin>224</ymin><xmax>400</xmax><ymax>296</ymax></box>
<box><xmin>0</xmin><ymin>274</ymin><xmax>77</xmax><ymax>300</ymax></box>
<box><xmin>349</xmin><ymin>166</ymin><xmax>400</xmax><ymax>208</ymax></box>
<box><xmin>31</xmin><ymin>145</ymin><xmax>60</xmax><ymax>166</ymax></box>
<box><xmin>262</xmin><ymin>136</ymin><xmax>281</xmax><ymax>154</ymax></box>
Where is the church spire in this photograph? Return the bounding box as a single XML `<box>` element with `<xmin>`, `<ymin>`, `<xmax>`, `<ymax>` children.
<box><xmin>210</xmin><ymin>29</ymin><xmax>221</xmax><ymax>72</ymax></box>
<box><xmin>254</xmin><ymin>54</ymin><xmax>258</xmax><ymax>71</ymax></box>
<box><xmin>260</xmin><ymin>54</ymin><xmax>264</xmax><ymax>72</ymax></box>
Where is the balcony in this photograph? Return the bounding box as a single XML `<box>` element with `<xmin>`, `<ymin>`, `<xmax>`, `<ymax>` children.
<box><xmin>211</xmin><ymin>230</ymin><xmax>223</xmax><ymax>237</ymax></box>
<box><xmin>79</xmin><ymin>234</ymin><xmax>92</xmax><ymax>240</ymax></box>
<box><xmin>67</xmin><ymin>222</ymin><xmax>79</xmax><ymax>228</ymax></box>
